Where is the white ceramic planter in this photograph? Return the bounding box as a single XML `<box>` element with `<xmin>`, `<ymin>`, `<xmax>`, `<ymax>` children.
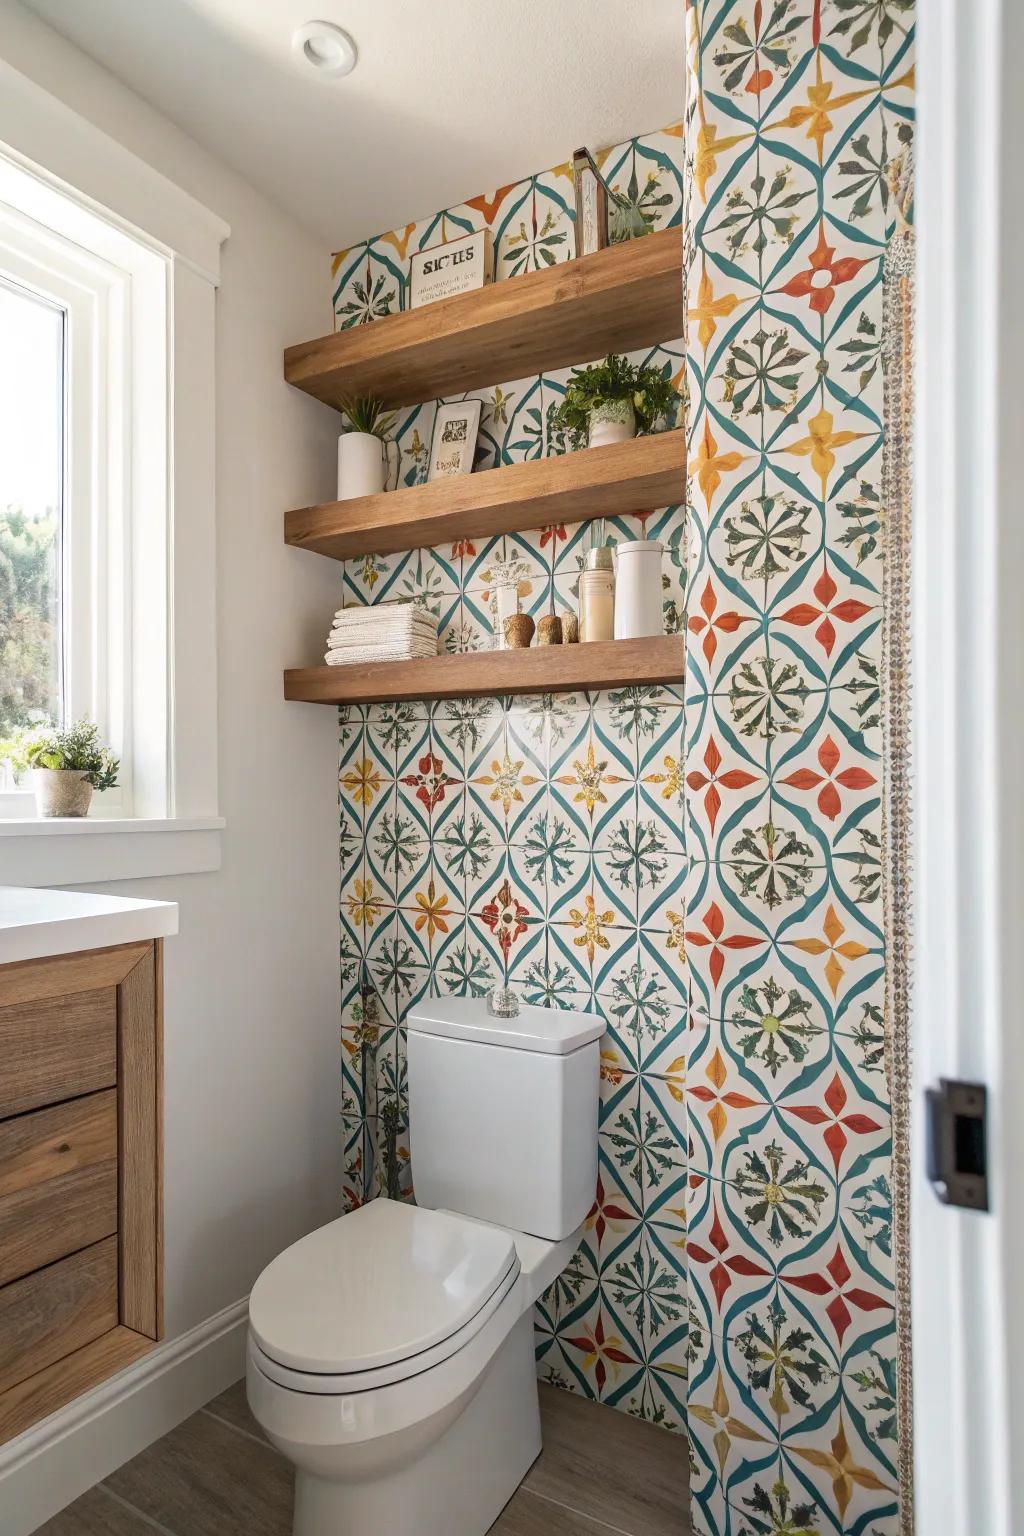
<box><xmin>588</xmin><ymin>400</ymin><xmax>636</xmax><ymax>449</ymax></box>
<box><xmin>32</xmin><ymin>768</ymin><xmax>93</xmax><ymax>818</ymax></box>
<box><xmin>614</xmin><ymin>540</ymin><xmax>664</xmax><ymax>640</ymax></box>
<box><xmin>337</xmin><ymin>432</ymin><xmax>386</xmax><ymax>500</ymax></box>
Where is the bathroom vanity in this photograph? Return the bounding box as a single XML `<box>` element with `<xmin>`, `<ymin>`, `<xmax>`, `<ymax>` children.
<box><xmin>0</xmin><ymin>887</ymin><xmax>177</xmax><ymax>1446</ymax></box>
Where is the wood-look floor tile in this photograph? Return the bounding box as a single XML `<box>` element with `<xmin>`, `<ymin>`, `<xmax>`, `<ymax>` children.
<box><xmin>33</xmin><ymin>1486</ymin><xmax>163</xmax><ymax>1535</ymax></box>
<box><xmin>491</xmin><ymin>1487</ymin><xmax>623</xmax><ymax>1534</ymax></box>
<box><xmin>201</xmin><ymin>1377</ymin><xmax>268</xmax><ymax>1442</ymax></box>
<box><xmin>103</xmin><ymin>1408</ymin><xmax>292</xmax><ymax>1536</ymax></box>
<box><xmin>523</xmin><ymin>1385</ymin><xmax>689</xmax><ymax>1536</ymax></box>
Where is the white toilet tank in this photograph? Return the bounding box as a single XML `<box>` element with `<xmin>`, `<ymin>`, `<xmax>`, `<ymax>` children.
<box><xmin>407</xmin><ymin>998</ymin><xmax>604</xmax><ymax>1241</ymax></box>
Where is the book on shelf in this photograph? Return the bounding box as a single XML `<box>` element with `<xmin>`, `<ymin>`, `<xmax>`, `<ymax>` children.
<box><xmin>572</xmin><ymin>146</ymin><xmax>610</xmax><ymax>257</ymax></box>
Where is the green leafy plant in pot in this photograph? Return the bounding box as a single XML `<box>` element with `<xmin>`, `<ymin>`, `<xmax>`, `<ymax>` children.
<box><xmin>336</xmin><ymin>394</ymin><xmax>399</xmax><ymax>501</ymax></box>
<box><xmin>550</xmin><ymin>353</ymin><xmax>681</xmax><ymax>450</ymax></box>
<box><xmin>0</xmin><ymin>719</ymin><xmax>119</xmax><ymax>818</ymax></box>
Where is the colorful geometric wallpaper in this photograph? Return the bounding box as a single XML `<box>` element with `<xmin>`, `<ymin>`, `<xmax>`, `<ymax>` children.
<box><xmin>331</xmin><ymin>0</ymin><xmax>914</xmax><ymax>1522</ymax></box>
<box><xmin>332</xmin><ymin>122</ymin><xmax>693</xmax><ymax>1431</ymax></box>
<box><xmin>682</xmin><ymin>2</ymin><xmax>913</xmax><ymax>1534</ymax></box>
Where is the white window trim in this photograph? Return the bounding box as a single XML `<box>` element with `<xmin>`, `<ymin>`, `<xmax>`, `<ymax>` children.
<box><xmin>0</xmin><ymin>53</ymin><xmax>229</xmax><ymax>885</ymax></box>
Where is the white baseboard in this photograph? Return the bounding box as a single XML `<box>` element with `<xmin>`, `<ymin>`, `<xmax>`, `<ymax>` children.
<box><xmin>0</xmin><ymin>1297</ymin><xmax>249</xmax><ymax>1536</ymax></box>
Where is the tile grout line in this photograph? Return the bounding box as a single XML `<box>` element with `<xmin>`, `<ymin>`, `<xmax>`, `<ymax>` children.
<box><xmin>199</xmin><ymin>1404</ymin><xmax>275</xmax><ymax>1451</ymax></box>
<box><xmin>521</xmin><ymin>1487</ymin><xmax>641</xmax><ymax>1536</ymax></box>
<box><xmin>95</xmin><ymin>1481</ymin><xmax>182</xmax><ymax>1536</ymax></box>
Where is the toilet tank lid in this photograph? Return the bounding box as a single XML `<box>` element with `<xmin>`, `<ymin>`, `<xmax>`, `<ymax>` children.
<box><xmin>408</xmin><ymin>997</ymin><xmax>604</xmax><ymax>1055</ymax></box>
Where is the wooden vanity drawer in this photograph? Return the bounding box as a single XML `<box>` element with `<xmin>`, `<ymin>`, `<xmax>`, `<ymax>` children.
<box><xmin>0</xmin><ymin>1092</ymin><xmax>118</xmax><ymax>1287</ymax></box>
<box><xmin>0</xmin><ymin>938</ymin><xmax>163</xmax><ymax>1447</ymax></box>
<box><xmin>0</xmin><ymin>989</ymin><xmax>116</xmax><ymax>1121</ymax></box>
<box><xmin>0</xmin><ymin>1237</ymin><xmax>118</xmax><ymax>1396</ymax></box>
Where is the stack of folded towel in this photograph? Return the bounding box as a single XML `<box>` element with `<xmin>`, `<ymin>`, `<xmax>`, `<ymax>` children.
<box><xmin>324</xmin><ymin>602</ymin><xmax>438</xmax><ymax>666</ymax></box>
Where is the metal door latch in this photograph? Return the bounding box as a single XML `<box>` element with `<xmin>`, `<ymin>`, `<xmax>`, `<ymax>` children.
<box><xmin>925</xmin><ymin>1078</ymin><xmax>989</xmax><ymax>1211</ymax></box>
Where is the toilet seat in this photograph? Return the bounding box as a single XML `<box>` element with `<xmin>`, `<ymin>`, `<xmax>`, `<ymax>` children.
<box><xmin>250</xmin><ymin>1256</ymin><xmax>520</xmax><ymax>1395</ymax></box>
<box><xmin>249</xmin><ymin>1200</ymin><xmax>520</xmax><ymax>1385</ymax></box>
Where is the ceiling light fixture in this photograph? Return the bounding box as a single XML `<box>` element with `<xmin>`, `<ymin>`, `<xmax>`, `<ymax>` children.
<box><xmin>292</xmin><ymin>21</ymin><xmax>358</xmax><ymax>79</ymax></box>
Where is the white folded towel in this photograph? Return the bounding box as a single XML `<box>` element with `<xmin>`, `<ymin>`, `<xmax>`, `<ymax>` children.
<box><xmin>324</xmin><ymin>601</ymin><xmax>438</xmax><ymax>666</ymax></box>
<box><xmin>328</xmin><ymin>614</ymin><xmax>436</xmax><ymax>638</ymax></box>
<box><xmin>328</xmin><ymin>613</ymin><xmax>435</xmax><ymax>634</ymax></box>
<box><xmin>331</xmin><ymin>602</ymin><xmax>432</xmax><ymax>623</ymax></box>
<box><xmin>325</xmin><ymin>637</ymin><xmax>438</xmax><ymax>666</ymax></box>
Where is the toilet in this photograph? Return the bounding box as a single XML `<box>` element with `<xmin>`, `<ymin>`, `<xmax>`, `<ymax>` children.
<box><xmin>246</xmin><ymin>995</ymin><xmax>604</xmax><ymax>1536</ymax></box>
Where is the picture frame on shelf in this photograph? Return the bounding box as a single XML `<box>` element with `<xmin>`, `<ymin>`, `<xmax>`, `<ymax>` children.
<box><xmin>428</xmin><ymin>400</ymin><xmax>483</xmax><ymax>481</ymax></box>
<box><xmin>572</xmin><ymin>146</ymin><xmax>610</xmax><ymax>257</ymax></box>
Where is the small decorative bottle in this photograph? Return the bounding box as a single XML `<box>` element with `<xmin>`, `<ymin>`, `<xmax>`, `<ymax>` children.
<box><xmin>578</xmin><ymin>546</ymin><xmax>615</xmax><ymax>643</ymax></box>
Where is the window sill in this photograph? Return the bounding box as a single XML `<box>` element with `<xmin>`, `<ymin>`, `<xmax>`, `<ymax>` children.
<box><xmin>0</xmin><ymin>817</ymin><xmax>224</xmax><ymax>886</ymax></box>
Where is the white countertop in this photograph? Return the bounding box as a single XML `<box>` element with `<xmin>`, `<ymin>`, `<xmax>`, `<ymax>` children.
<box><xmin>0</xmin><ymin>886</ymin><xmax>178</xmax><ymax>967</ymax></box>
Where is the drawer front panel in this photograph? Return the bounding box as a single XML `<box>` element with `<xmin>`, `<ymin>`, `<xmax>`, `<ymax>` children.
<box><xmin>0</xmin><ymin>1091</ymin><xmax>117</xmax><ymax>1200</ymax></box>
<box><xmin>0</xmin><ymin>1237</ymin><xmax>118</xmax><ymax>1397</ymax></box>
<box><xmin>0</xmin><ymin>989</ymin><xmax>116</xmax><ymax>1121</ymax></box>
<box><xmin>0</xmin><ymin>1093</ymin><xmax>118</xmax><ymax>1287</ymax></box>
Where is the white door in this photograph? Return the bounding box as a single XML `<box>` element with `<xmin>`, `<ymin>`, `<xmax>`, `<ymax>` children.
<box><xmin>913</xmin><ymin>2</ymin><xmax>1024</xmax><ymax>1530</ymax></box>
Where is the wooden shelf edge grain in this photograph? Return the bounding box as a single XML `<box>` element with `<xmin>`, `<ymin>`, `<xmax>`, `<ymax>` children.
<box><xmin>284</xmin><ymin>228</ymin><xmax>683</xmax><ymax>410</ymax></box>
<box><xmin>284</xmin><ymin>635</ymin><xmax>684</xmax><ymax>706</ymax></box>
<box><xmin>285</xmin><ymin>430</ymin><xmax>686</xmax><ymax>562</ymax></box>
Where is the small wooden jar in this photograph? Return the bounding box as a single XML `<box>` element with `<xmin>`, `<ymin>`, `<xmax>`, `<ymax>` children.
<box><xmin>561</xmin><ymin>612</ymin><xmax>579</xmax><ymax>645</ymax></box>
<box><xmin>537</xmin><ymin>615</ymin><xmax>563</xmax><ymax>646</ymax></box>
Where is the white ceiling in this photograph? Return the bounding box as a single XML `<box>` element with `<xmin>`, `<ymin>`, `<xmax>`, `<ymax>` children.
<box><xmin>23</xmin><ymin>0</ymin><xmax>685</xmax><ymax>248</ymax></box>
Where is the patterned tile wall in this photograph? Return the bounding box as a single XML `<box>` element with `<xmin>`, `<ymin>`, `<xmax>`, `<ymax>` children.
<box><xmin>682</xmin><ymin>2</ymin><xmax>912</xmax><ymax>1533</ymax></box>
<box><xmin>332</xmin><ymin>122</ymin><xmax>692</xmax><ymax>1431</ymax></box>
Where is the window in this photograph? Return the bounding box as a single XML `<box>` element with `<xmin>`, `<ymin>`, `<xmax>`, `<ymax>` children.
<box><xmin>0</xmin><ymin>162</ymin><xmax>168</xmax><ymax>818</ymax></box>
<box><xmin>0</xmin><ymin>90</ymin><xmax>226</xmax><ymax>881</ymax></box>
<box><xmin>0</xmin><ymin>277</ymin><xmax>63</xmax><ymax>745</ymax></box>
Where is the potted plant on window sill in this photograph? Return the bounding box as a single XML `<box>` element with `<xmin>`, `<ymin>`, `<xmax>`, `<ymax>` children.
<box><xmin>550</xmin><ymin>352</ymin><xmax>681</xmax><ymax>450</ymax></box>
<box><xmin>336</xmin><ymin>394</ymin><xmax>399</xmax><ymax>500</ymax></box>
<box><xmin>0</xmin><ymin>720</ymin><xmax>120</xmax><ymax>818</ymax></box>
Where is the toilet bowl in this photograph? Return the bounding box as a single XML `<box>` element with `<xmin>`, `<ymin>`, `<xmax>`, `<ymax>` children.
<box><xmin>247</xmin><ymin>1201</ymin><xmax>580</xmax><ymax>1535</ymax></box>
<box><xmin>247</xmin><ymin>996</ymin><xmax>603</xmax><ymax>1536</ymax></box>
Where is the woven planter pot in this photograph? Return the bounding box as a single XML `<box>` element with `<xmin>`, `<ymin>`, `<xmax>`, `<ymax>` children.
<box><xmin>32</xmin><ymin>769</ymin><xmax>93</xmax><ymax>818</ymax></box>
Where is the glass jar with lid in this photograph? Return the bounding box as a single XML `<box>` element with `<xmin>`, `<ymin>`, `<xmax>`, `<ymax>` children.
<box><xmin>578</xmin><ymin>546</ymin><xmax>615</xmax><ymax>643</ymax></box>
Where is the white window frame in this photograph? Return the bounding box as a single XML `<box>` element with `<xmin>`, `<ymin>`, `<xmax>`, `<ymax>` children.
<box><xmin>0</xmin><ymin>54</ymin><xmax>229</xmax><ymax>883</ymax></box>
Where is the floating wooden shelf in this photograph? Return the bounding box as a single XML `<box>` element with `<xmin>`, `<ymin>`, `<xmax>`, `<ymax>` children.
<box><xmin>284</xmin><ymin>228</ymin><xmax>683</xmax><ymax>411</ymax></box>
<box><xmin>285</xmin><ymin>430</ymin><xmax>686</xmax><ymax>562</ymax></box>
<box><xmin>284</xmin><ymin>635</ymin><xmax>683</xmax><ymax>706</ymax></box>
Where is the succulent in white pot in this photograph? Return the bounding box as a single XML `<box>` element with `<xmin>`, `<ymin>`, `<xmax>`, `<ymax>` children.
<box><xmin>336</xmin><ymin>395</ymin><xmax>398</xmax><ymax>500</ymax></box>
<box><xmin>1</xmin><ymin>719</ymin><xmax>120</xmax><ymax>818</ymax></box>
<box><xmin>550</xmin><ymin>353</ymin><xmax>682</xmax><ymax>451</ymax></box>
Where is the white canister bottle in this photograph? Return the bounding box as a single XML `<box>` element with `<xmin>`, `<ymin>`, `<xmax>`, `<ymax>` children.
<box><xmin>614</xmin><ymin>539</ymin><xmax>664</xmax><ymax>639</ymax></box>
<box><xmin>337</xmin><ymin>432</ymin><xmax>385</xmax><ymax>500</ymax></box>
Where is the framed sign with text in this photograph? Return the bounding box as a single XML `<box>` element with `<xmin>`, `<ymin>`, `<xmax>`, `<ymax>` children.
<box><xmin>410</xmin><ymin>229</ymin><xmax>493</xmax><ymax>309</ymax></box>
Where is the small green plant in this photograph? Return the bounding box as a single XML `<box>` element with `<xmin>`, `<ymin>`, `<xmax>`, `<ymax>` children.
<box><xmin>551</xmin><ymin>353</ymin><xmax>681</xmax><ymax>442</ymax></box>
<box><xmin>0</xmin><ymin>719</ymin><xmax>119</xmax><ymax>791</ymax></box>
<box><xmin>338</xmin><ymin>394</ymin><xmax>398</xmax><ymax>439</ymax></box>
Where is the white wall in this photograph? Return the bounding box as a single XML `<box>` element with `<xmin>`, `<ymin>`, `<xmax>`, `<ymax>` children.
<box><xmin>0</xmin><ymin>2</ymin><xmax>344</xmax><ymax>1337</ymax></box>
